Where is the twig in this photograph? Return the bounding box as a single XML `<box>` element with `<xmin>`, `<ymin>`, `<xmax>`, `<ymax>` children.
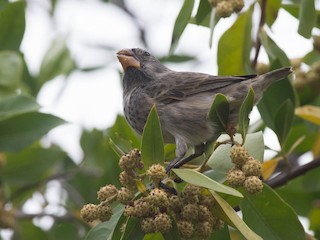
<box><xmin>265</xmin><ymin>156</ymin><xmax>320</xmax><ymax>188</ymax></box>
<box><xmin>252</xmin><ymin>0</ymin><xmax>267</xmax><ymax>68</ymax></box>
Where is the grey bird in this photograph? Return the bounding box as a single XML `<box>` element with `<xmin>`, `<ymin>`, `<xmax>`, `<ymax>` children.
<box><xmin>117</xmin><ymin>48</ymin><xmax>292</xmax><ymax>172</ymax></box>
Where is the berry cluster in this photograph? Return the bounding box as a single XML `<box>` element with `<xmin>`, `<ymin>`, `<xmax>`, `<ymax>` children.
<box><xmin>80</xmin><ymin>149</ymin><xmax>226</xmax><ymax>239</ymax></box>
<box><xmin>208</xmin><ymin>0</ymin><xmax>244</xmax><ymax>18</ymax></box>
<box><xmin>119</xmin><ymin>148</ymin><xmax>144</xmax><ymax>189</ymax></box>
<box><xmin>125</xmin><ymin>184</ymin><xmax>224</xmax><ymax>239</ymax></box>
<box><xmin>293</xmin><ymin>59</ymin><xmax>320</xmax><ymax>96</ymax></box>
<box><xmin>227</xmin><ymin>145</ymin><xmax>263</xmax><ymax>194</ymax></box>
<box><xmin>80</xmin><ymin>149</ymin><xmax>141</xmax><ymax>223</ymax></box>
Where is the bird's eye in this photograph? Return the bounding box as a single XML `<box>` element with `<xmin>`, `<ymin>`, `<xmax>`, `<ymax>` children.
<box><xmin>143</xmin><ymin>52</ymin><xmax>150</xmax><ymax>57</ymax></box>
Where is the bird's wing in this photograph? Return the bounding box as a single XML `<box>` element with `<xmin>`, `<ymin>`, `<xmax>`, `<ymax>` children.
<box><xmin>151</xmin><ymin>71</ymin><xmax>257</xmax><ymax>104</ymax></box>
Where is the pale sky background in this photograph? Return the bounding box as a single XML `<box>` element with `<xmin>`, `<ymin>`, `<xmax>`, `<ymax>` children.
<box><xmin>4</xmin><ymin>0</ymin><xmax>316</xmax><ymax>236</ymax></box>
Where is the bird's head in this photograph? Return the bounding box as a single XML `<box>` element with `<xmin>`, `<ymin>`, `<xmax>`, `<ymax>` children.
<box><xmin>117</xmin><ymin>48</ymin><xmax>168</xmax><ymax>77</ymax></box>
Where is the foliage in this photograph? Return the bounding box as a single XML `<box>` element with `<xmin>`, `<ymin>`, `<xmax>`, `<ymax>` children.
<box><xmin>0</xmin><ymin>0</ymin><xmax>320</xmax><ymax>239</ymax></box>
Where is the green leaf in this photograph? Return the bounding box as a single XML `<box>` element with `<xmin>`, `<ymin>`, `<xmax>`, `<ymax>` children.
<box><xmin>0</xmin><ymin>94</ymin><xmax>40</xmax><ymax>121</ymax></box>
<box><xmin>159</xmin><ymin>54</ymin><xmax>195</xmax><ymax>63</ymax></box>
<box><xmin>107</xmin><ymin>114</ymin><xmax>141</xmax><ymax>152</ymax></box>
<box><xmin>276</xmin><ymin>167</ymin><xmax>320</xmax><ymax>216</ymax></box>
<box><xmin>210</xmin><ymin>191</ymin><xmax>262</xmax><ymax>240</ymax></box>
<box><xmin>169</xmin><ymin>0</ymin><xmax>194</xmax><ymax>54</ymax></box>
<box><xmin>0</xmin><ymin>112</ymin><xmax>65</xmax><ymax>152</ymax></box>
<box><xmin>3</xmin><ymin>146</ymin><xmax>67</xmax><ymax>187</ymax></box>
<box><xmin>39</xmin><ymin>38</ymin><xmax>76</xmax><ymax>85</ymax></box>
<box><xmin>143</xmin><ymin>233</ymin><xmax>165</xmax><ymax>240</ymax></box>
<box><xmin>240</xmin><ymin>184</ymin><xmax>305</xmax><ymax>240</ymax></box>
<box><xmin>0</xmin><ymin>1</ymin><xmax>25</xmax><ymax>51</ymax></box>
<box><xmin>238</xmin><ymin>87</ymin><xmax>255</xmax><ymax>143</ymax></box>
<box><xmin>172</xmin><ymin>168</ymin><xmax>243</xmax><ymax>197</ymax></box>
<box><xmin>141</xmin><ymin>105</ymin><xmax>165</xmax><ymax>169</ymax></box>
<box><xmin>257</xmin><ymin>78</ymin><xmax>295</xmax><ymax>131</ymax></box>
<box><xmin>218</xmin><ymin>9</ymin><xmax>253</xmax><ymax>75</ymax></box>
<box><xmin>0</xmin><ymin>51</ymin><xmax>23</xmax><ymax>91</ymax></box>
<box><xmin>207</xmin><ymin>132</ymin><xmax>264</xmax><ymax>180</ymax></box>
<box><xmin>192</xmin><ymin>0</ymin><xmax>212</xmax><ymax>27</ymax></box>
<box><xmin>265</xmin><ymin>0</ymin><xmax>281</xmax><ymax>26</ymax></box>
<box><xmin>208</xmin><ymin>93</ymin><xmax>230</xmax><ymax>134</ymax></box>
<box><xmin>85</xmin><ymin>205</ymin><xmax>124</xmax><ymax>240</ymax></box>
<box><xmin>303</xmin><ymin>50</ymin><xmax>320</xmax><ymax>66</ymax></box>
<box><xmin>120</xmin><ymin>217</ymin><xmax>145</xmax><ymax>240</ymax></box>
<box><xmin>259</xmin><ymin>30</ymin><xmax>291</xmax><ymax>67</ymax></box>
<box><xmin>274</xmin><ymin>99</ymin><xmax>294</xmax><ymax>146</ymax></box>
<box><xmin>298</xmin><ymin>0</ymin><xmax>316</xmax><ymax>38</ymax></box>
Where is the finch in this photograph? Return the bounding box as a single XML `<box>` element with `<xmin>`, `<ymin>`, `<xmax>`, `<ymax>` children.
<box><xmin>117</xmin><ymin>48</ymin><xmax>292</xmax><ymax>172</ymax></box>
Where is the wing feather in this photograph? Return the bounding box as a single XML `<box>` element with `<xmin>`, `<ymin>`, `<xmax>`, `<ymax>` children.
<box><xmin>148</xmin><ymin>71</ymin><xmax>257</xmax><ymax>104</ymax></box>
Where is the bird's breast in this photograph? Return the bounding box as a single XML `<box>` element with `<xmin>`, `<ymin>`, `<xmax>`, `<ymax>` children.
<box><xmin>123</xmin><ymin>88</ymin><xmax>152</xmax><ymax>135</ymax></box>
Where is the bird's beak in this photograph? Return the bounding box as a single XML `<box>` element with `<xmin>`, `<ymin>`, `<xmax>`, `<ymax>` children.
<box><xmin>117</xmin><ymin>49</ymin><xmax>141</xmax><ymax>71</ymax></box>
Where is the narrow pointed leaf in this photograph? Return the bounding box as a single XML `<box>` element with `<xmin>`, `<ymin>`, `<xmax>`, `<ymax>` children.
<box><xmin>0</xmin><ymin>94</ymin><xmax>40</xmax><ymax>121</ymax></box>
<box><xmin>170</xmin><ymin>0</ymin><xmax>194</xmax><ymax>54</ymax></box>
<box><xmin>238</xmin><ymin>87</ymin><xmax>255</xmax><ymax>143</ymax></box>
<box><xmin>0</xmin><ymin>1</ymin><xmax>25</xmax><ymax>51</ymax></box>
<box><xmin>259</xmin><ymin>30</ymin><xmax>290</xmax><ymax>67</ymax></box>
<box><xmin>193</xmin><ymin>0</ymin><xmax>212</xmax><ymax>27</ymax></box>
<box><xmin>295</xmin><ymin>105</ymin><xmax>320</xmax><ymax>125</ymax></box>
<box><xmin>0</xmin><ymin>51</ymin><xmax>23</xmax><ymax>91</ymax></box>
<box><xmin>0</xmin><ymin>112</ymin><xmax>65</xmax><ymax>152</ymax></box>
<box><xmin>265</xmin><ymin>0</ymin><xmax>281</xmax><ymax>26</ymax></box>
<box><xmin>141</xmin><ymin>105</ymin><xmax>165</xmax><ymax>169</ymax></box>
<box><xmin>210</xmin><ymin>191</ymin><xmax>262</xmax><ymax>240</ymax></box>
<box><xmin>172</xmin><ymin>168</ymin><xmax>243</xmax><ymax>197</ymax></box>
<box><xmin>298</xmin><ymin>0</ymin><xmax>316</xmax><ymax>38</ymax></box>
<box><xmin>274</xmin><ymin>99</ymin><xmax>294</xmax><ymax>146</ymax></box>
<box><xmin>218</xmin><ymin>9</ymin><xmax>253</xmax><ymax>75</ymax></box>
<box><xmin>240</xmin><ymin>184</ymin><xmax>305</xmax><ymax>240</ymax></box>
<box><xmin>208</xmin><ymin>93</ymin><xmax>230</xmax><ymax>133</ymax></box>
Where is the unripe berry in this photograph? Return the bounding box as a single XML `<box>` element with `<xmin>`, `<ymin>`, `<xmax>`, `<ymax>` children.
<box><xmin>119</xmin><ymin>171</ymin><xmax>136</xmax><ymax>189</ymax></box>
<box><xmin>146</xmin><ymin>164</ymin><xmax>167</xmax><ymax>184</ymax></box>
<box><xmin>97</xmin><ymin>184</ymin><xmax>118</xmax><ymax>202</ymax></box>
<box><xmin>230</xmin><ymin>145</ymin><xmax>250</xmax><ymax>166</ymax></box>
<box><xmin>181</xmin><ymin>204</ymin><xmax>198</xmax><ymax>220</ymax></box>
<box><xmin>232</xmin><ymin>0</ymin><xmax>244</xmax><ymax>13</ymax></box>
<box><xmin>154</xmin><ymin>213</ymin><xmax>172</xmax><ymax>233</ymax></box>
<box><xmin>141</xmin><ymin>217</ymin><xmax>156</xmax><ymax>233</ymax></box>
<box><xmin>97</xmin><ymin>204</ymin><xmax>112</xmax><ymax>222</ymax></box>
<box><xmin>119</xmin><ymin>149</ymin><xmax>143</xmax><ymax>171</ymax></box>
<box><xmin>168</xmin><ymin>195</ymin><xmax>182</xmax><ymax>212</ymax></box>
<box><xmin>227</xmin><ymin>168</ymin><xmax>245</xmax><ymax>187</ymax></box>
<box><xmin>195</xmin><ymin>221</ymin><xmax>213</xmax><ymax>239</ymax></box>
<box><xmin>134</xmin><ymin>198</ymin><xmax>156</xmax><ymax>217</ymax></box>
<box><xmin>148</xmin><ymin>188</ymin><xmax>169</xmax><ymax>208</ymax></box>
<box><xmin>177</xmin><ymin>220</ymin><xmax>194</xmax><ymax>239</ymax></box>
<box><xmin>244</xmin><ymin>176</ymin><xmax>263</xmax><ymax>194</ymax></box>
<box><xmin>117</xmin><ymin>187</ymin><xmax>134</xmax><ymax>204</ymax></box>
<box><xmin>242</xmin><ymin>158</ymin><xmax>262</xmax><ymax>177</ymax></box>
<box><xmin>80</xmin><ymin>203</ymin><xmax>98</xmax><ymax>223</ymax></box>
<box><xmin>216</xmin><ymin>1</ymin><xmax>234</xmax><ymax>18</ymax></box>
<box><xmin>198</xmin><ymin>205</ymin><xmax>214</xmax><ymax>223</ymax></box>
<box><xmin>199</xmin><ymin>194</ymin><xmax>216</xmax><ymax>209</ymax></box>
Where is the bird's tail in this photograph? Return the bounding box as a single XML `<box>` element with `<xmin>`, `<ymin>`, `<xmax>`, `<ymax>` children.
<box><xmin>253</xmin><ymin>67</ymin><xmax>293</xmax><ymax>91</ymax></box>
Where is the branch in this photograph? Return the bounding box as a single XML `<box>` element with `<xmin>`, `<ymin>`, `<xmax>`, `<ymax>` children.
<box><xmin>16</xmin><ymin>211</ymin><xmax>77</xmax><ymax>221</ymax></box>
<box><xmin>265</xmin><ymin>156</ymin><xmax>320</xmax><ymax>188</ymax></box>
<box><xmin>252</xmin><ymin>0</ymin><xmax>267</xmax><ymax>68</ymax></box>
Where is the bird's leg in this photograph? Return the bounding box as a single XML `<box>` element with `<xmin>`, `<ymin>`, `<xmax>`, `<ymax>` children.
<box><xmin>174</xmin><ymin>144</ymin><xmax>205</xmax><ymax>169</ymax></box>
<box><xmin>165</xmin><ymin>139</ymin><xmax>188</xmax><ymax>174</ymax></box>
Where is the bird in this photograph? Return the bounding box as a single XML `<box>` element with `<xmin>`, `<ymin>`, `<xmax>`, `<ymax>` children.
<box><xmin>117</xmin><ymin>48</ymin><xmax>292</xmax><ymax>173</ymax></box>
